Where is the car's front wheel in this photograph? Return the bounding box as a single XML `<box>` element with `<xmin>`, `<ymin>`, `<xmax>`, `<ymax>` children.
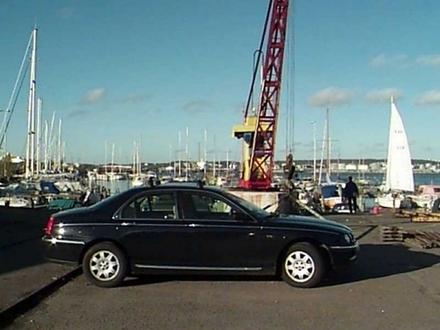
<box><xmin>281</xmin><ymin>242</ymin><xmax>325</xmax><ymax>288</ymax></box>
<box><xmin>82</xmin><ymin>242</ymin><xmax>127</xmax><ymax>287</ymax></box>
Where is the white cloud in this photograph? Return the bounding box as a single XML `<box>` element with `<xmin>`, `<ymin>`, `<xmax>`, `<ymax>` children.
<box><xmin>80</xmin><ymin>88</ymin><xmax>106</xmax><ymax>105</ymax></box>
<box><xmin>57</xmin><ymin>7</ymin><xmax>74</xmax><ymax>19</ymax></box>
<box><xmin>118</xmin><ymin>93</ymin><xmax>149</xmax><ymax>105</ymax></box>
<box><xmin>415</xmin><ymin>90</ymin><xmax>440</xmax><ymax>106</ymax></box>
<box><xmin>416</xmin><ymin>54</ymin><xmax>440</xmax><ymax>67</ymax></box>
<box><xmin>365</xmin><ymin>88</ymin><xmax>403</xmax><ymax>103</ymax></box>
<box><xmin>369</xmin><ymin>53</ymin><xmax>408</xmax><ymax>68</ymax></box>
<box><xmin>308</xmin><ymin>87</ymin><xmax>352</xmax><ymax>108</ymax></box>
<box><xmin>182</xmin><ymin>100</ymin><xmax>212</xmax><ymax>113</ymax></box>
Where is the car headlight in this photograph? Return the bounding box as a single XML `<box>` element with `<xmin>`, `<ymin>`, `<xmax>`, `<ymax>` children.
<box><xmin>344</xmin><ymin>234</ymin><xmax>351</xmax><ymax>244</ymax></box>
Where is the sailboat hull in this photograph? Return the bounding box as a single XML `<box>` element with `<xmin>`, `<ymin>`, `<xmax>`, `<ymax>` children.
<box><xmin>376</xmin><ymin>194</ymin><xmax>401</xmax><ymax>209</ymax></box>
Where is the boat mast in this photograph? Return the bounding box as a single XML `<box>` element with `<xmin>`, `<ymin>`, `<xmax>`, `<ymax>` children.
<box><xmin>62</xmin><ymin>141</ymin><xmax>66</xmax><ymax>167</ymax></box>
<box><xmin>36</xmin><ymin>98</ymin><xmax>42</xmax><ymax>176</ymax></box>
<box><xmin>312</xmin><ymin>121</ymin><xmax>317</xmax><ymax>183</ymax></box>
<box><xmin>104</xmin><ymin>141</ymin><xmax>108</xmax><ymax>176</ymax></box>
<box><xmin>213</xmin><ymin>134</ymin><xmax>216</xmax><ymax>178</ymax></box>
<box><xmin>185</xmin><ymin>127</ymin><xmax>189</xmax><ymax>181</ymax></box>
<box><xmin>132</xmin><ymin>141</ymin><xmax>136</xmax><ymax>176</ymax></box>
<box><xmin>57</xmin><ymin>119</ymin><xmax>62</xmax><ymax>172</ymax></box>
<box><xmin>326</xmin><ymin>108</ymin><xmax>331</xmax><ymax>182</ymax></box>
<box><xmin>169</xmin><ymin>144</ymin><xmax>173</xmax><ymax>173</ymax></box>
<box><xmin>318</xmin><ymin>120</ymin><xmax>326</xmax><ymax>185</ymax></box>
<box><xmin>178</xmin><ymin>130</ymin><xmax>182</xmax><ymax>177</ymax></box>
<box><xmin>25</xmin><ymin>28</ymin><xmax>37</xmax><ymax>179</ymax></box>
<box><xmin>204</xmin><ymin>129</ymin><xmax>207</xmax><ymax>179</ymax></box>
<box><xmin>48</xmin><ymin>112</ymin><xmax>55</xmax><ymax>172</ymax></box>
<box><xmin>43</xmin><ymin>121</ymin><xmax>48</xmax><ymax>173</ymax></box>
<box><xmin>137</xmin><ymin>140</ymin><xmax>141</xmax><ymax>176</ymax></box>
<box><xmin>226</xmin><ymin>148</ymin><xmax>230</xmax><ymax>179</ymax></box>
<box><xmin>111</xmin><ymin>143</ymin><xmax>115</xmax><ymax>176</ymax></box>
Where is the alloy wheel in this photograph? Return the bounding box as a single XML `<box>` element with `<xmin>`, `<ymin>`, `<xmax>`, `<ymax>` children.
<box><xmin>89</xmin><ymin>250</ymin><xmax>120</xmax><ymax>281</ymax></box>
<box><xmin>285</xmin><ymin>250</ymin><xmax>315</xmax><ymax>283</ymax></box>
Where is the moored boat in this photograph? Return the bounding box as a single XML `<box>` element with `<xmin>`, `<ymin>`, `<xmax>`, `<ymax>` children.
<box><xmin>376</xmin><ymin>97</ymin><xmax>414</xmax><ymax>208</ymax></box>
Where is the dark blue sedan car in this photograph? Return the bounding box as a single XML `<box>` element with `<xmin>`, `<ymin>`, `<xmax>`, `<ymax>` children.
<box><xmin>43</xmin><ymin>184</ymin><xmax>359</xmax><ymax>288</ymax></box>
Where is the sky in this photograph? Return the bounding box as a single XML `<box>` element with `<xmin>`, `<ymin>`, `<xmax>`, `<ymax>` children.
<box><xmin>1</xmin><ymin>0</ymin><xmax>440</xmax><ymax>164</ymax></box>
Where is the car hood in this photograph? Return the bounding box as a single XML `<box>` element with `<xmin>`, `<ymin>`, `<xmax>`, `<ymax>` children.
<box><xmin>264</xmin><ymin>215</ymin><xmax>352</xmax><ymax>234</ymax></box>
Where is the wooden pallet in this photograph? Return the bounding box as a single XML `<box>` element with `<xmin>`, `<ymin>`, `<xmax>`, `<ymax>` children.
<box><xmin>381</xmin><ymin>226</ymin><xmax>405</xmax><ymax>242</ymax></box>
<box><xmin>404</xmin><ymin>230</ymin><xmax>440</xmax><ymax>249</ymax></box>
<box><xmin>394</xmin><ymin>210</ymin><xmax>412</xmax><ymax>218</ymax></box>
<box><xmin>394</xmin><ymin>210</ymin><xmax>440</xmax><ymax>222</ymax></box>
<box><xmin>411</xmin><ymin>212</ymin><xmax>440</xmax><ymax>223</ymax></box>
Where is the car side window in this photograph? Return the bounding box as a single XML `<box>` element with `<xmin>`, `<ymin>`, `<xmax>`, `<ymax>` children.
<box><xmin>121</xmin><ymin>192</ymin><xmax>176</xmax><ymax>220</ymax></box>
<box><xmin>180</xmin><ymin>191</ymin><xmax>244</xmax><ymax>221</ymax></box>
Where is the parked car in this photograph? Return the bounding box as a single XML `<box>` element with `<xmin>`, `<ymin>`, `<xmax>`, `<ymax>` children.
<box><xmin>42</xmin><ymin>183</ymin><xmax>359</xmax><ymax>288</ymax></box>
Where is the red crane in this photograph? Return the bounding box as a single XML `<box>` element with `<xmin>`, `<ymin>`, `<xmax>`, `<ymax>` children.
<box><xmin>233</xmin><ymin>0</ymin><xmax>289</xmax><ymax>190</ymax></box>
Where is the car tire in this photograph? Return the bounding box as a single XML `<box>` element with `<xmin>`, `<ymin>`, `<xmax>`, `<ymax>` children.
<box><xmin>281</xmin><ymin>242</ymin><xmax>325</xmax><ymax>288</ymax></box>
<box><xmin>82</xmin><ymin>242</ymin><xmax>127</xmax><ymax>288</ymax></box>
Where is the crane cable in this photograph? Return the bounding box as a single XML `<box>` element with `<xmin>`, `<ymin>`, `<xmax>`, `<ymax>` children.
<box><xmin>285</xmin><ymin>0</ymin><xmax>295</xmax><ymax>157</ymax></box>
<box><xmin>243</xmin><ymin>0</ymin><xmax>273</xmax><ymax>118</ymax></box>
<box><xmin>290</xmin><ymin>0</ymin><xmax>296</xmax><ymax>155</ymax></box>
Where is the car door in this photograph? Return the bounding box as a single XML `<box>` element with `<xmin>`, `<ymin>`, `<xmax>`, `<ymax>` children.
<box><xmin>178</xmin><ymin>190</ymin><xmax>263</xmax><ymax>270</ymax></box>
<box><xmin>115</xmin><ymin>190</ymin><xmax>195</xmax><ymax>267</ymax></box>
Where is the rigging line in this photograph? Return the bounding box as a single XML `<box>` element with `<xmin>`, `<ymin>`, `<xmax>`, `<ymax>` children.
<box><xmin>285</xmin><ymin>34</ymin><xmax>290</xmax><ymax>158</ymax></box>
<box><xmin>289</xmin><ymin>0</ymin><xmax>295</xmax><ymax>154</ymax></box>
<box><xmin>243</xmin><ymin>0</ymin><xmax>273</xmax><ymax>118</ymax></box>
<box><xmin>284</xmin><ymin>0</ymin><xmax>294</xmax><ymax>157</ymax></box>
<box><xmin>0</xmin><ymin>63</ymin><xmax>30</xmax><ymax>150</ymax></box>
<box><xmin>0</xmin><ymin>32</ymin><xmax>33</xmax><ymax>147</ymax></box>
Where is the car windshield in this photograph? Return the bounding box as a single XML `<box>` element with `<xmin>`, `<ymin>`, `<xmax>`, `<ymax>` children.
<box><xmin>223</xmin><ymin>191</ymin><xmax>270</xmax><ymax>218</ymax></box>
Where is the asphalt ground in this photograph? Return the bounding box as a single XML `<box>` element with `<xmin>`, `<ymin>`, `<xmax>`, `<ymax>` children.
<box><xmin>0</xmin><ymin>208</ymin><xmax>75</xmax><ymax>312</ymax></box>
<box><xmin>4</xmin><ymin>211</ymin><xmax>440</xmax><ymax>330</ymax></box>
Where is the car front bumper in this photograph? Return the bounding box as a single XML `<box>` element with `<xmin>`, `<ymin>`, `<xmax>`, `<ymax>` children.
<box><xmin>327</xmin><ymin>241</ymin><xmax>360</xmax><ymax>268</ymax></box>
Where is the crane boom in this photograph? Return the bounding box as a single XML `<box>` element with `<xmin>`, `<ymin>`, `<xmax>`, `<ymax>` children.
<box><xmin>233</xmin><ymin>0</ymin><xmax>289</xmax><ymax>190</ymax></box>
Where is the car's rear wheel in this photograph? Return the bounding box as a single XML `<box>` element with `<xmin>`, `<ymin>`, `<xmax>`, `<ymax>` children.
<box><xmin>281</xmin><ymin>242</ymin><xmax>325</xmax><ymax>288</ymax></box>
<box><xmin>82</xmin><ymin>242</ymin><xmax>127</xmax><ymax>288</ymax></box>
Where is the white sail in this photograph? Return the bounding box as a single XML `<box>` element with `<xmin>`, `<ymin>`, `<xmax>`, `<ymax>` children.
<box><xmin>384</xmin><ymin>97</ymin><xmax>414</xmax><ymax>192</ymax></box>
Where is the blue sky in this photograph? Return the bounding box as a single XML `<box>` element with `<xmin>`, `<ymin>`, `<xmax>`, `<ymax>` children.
<box><xmin>1</xmin><ymin>0</ymin><xmax>440</xmax><ymax>164</ymax></box>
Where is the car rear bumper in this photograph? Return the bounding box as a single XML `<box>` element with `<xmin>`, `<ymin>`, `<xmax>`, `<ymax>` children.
<box><xmin>42</xmin><ymin>236</ymin><xmax>84</xmax><ymax>264</ymax></box>
<box><xmin>327</xmin><ymin>241</ymin><xmax>360</xmax><ymax>268</ymax></box>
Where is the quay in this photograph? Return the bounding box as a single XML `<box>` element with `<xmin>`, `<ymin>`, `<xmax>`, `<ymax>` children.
<box><xmin>1</xmin><ymin>206</ymin><xmax>440</xmax><ymax>329</ymax></box>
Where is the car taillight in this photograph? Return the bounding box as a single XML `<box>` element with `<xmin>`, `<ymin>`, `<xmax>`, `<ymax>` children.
<box><xmin>44</xmin><ymin>216</ymin><xmax>55</xmax><ymax>236</ymax></box>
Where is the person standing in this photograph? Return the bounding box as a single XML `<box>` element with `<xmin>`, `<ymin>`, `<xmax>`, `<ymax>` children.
<box><xmin>284</xmin><ymin>153</ymin><xmax>296</xmax><ymax>190</ymax></box>
<box><xmin>344</xmin><ymin>176</ymin><xmax>359</xmax><ymax>214</ymax></box>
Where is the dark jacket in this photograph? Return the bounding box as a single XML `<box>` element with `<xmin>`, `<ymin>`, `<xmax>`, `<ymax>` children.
<box><xmin>344</xmin><ymin>181</ymin><xmax>359</xmax><ymax>198</ymax></box>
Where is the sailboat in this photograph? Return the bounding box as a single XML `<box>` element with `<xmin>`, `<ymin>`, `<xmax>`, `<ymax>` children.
<box><xmin>376</xmin><ymin>96</ymin><xmax>414</xmax><ymax>208</ymax></box>
<box><xmin>131</xmin><ymin>141</ymin><xmax>146</xmax><ymax>187</ymax></box>
<box><xmin>318</xmin><ymin>108</ymin><xmax>344</xmax><ymax>210</ymax></box>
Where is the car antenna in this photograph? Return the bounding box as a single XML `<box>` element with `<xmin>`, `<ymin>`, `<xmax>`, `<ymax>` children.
<box><xmin>196</xmin><ymin>180</ymin><xmax>204</xmax><ymax>189</ymax></box>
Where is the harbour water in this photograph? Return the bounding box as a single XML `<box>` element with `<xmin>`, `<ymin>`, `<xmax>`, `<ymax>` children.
<box><xmin>301</xmin><ymin>172</ymin><xmax>440</xmax><ymax>186</ymax></box>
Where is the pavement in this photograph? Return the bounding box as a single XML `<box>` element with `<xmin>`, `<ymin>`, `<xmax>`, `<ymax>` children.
<box><xmin>2</xmin><ymin>209</ymin><xmax>440</xmax><ymax>329</ymax></box>
<box><xmin>0</xmin><ymin>208</ymin><xmax>75</xmax><ymax>312</ymax></box>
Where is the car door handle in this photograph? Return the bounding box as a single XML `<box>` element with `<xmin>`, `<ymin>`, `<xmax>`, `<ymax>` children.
<box><xmin>121</xmin><ymin>222</ymin><xmax>135</xmax><ymax>226</ymax></box>
<box><xmin>248</xmin><ymin>232</ymin><xmax>255</xmax><ymax>237</ymax></box>
<box><xmin>188</xmin><ymin>223</ymin><xmax>199</xmax><ymax>228</ymax></box>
